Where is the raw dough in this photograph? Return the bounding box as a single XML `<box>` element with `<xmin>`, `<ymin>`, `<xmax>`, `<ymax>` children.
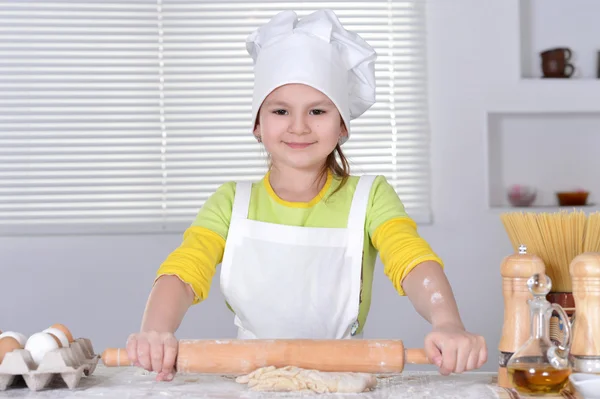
<box><xmin>235</xmin><ymin>366</ymin><xmax>377</xmax><ymax>393</ymax></box>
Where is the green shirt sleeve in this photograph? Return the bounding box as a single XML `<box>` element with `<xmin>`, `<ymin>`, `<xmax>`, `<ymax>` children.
<box><xmin>191</xmin><ymin>181</ymin><xmax>236</xmax><ymax>240</ymax></box>
<box><xmin>365</xmin><ymin>175</ymin><xmax>410</xmax><ymax>238</ymax></box>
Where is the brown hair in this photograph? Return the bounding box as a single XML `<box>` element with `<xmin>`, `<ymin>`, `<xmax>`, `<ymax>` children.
<box><xmin>320</xmin><ymin>143</ymin><xmax>350</xmax><ymax>197</ymax></box>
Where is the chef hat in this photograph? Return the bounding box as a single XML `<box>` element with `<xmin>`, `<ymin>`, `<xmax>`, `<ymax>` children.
<box><xmin>246</xmin><ymin>9</ymin><xmax>377</xmax><ymax>144</ymax></box>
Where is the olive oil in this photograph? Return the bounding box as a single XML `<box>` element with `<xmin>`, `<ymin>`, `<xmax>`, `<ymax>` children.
<box><xmin>505</xmin><ymin>273</ymin><xmax>574</xmax><ymax>395</ymax></box>
<box><xmin>508</xmin><ymin>363</ymin><xmax>571</xmax><ymax>394</ymax></box>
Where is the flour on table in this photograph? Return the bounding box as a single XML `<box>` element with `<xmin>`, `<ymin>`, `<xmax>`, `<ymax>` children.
<box><xmin>235</xmin><ymin>366</ymin><xmax>377</xmax><ymax>393</ymax></box>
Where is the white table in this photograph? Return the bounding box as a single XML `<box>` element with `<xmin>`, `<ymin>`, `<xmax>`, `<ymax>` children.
<box><xmin>1</xmin><ymin>365</ymin><xmax>504</xmax><ymax>398</ymax></box>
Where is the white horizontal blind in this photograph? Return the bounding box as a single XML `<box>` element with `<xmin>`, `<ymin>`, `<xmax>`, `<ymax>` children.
<box><xmin>0</xmin><ymin>1</ymin><xmax>165</xmax><ymax>234</ymax></box>
<box><xmin>0</xmin><ymin>0</ymin><xmax>432</xmax><ymax>235</ymax></box>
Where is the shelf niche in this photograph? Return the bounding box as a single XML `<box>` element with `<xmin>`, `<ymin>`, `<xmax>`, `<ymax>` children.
<box><xmin>486</xmin><ymin>111</ymin><xmax>600</xmax><ymax>210</ymax></box>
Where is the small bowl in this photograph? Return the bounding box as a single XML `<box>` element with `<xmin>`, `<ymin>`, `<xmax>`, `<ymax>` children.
<box><xmin>556</xmin><ymin>191</ymin><xmax>589</xmax><ymax>206</ymax></box>
<box><xmin>569</xmin><ymin>373</ymin><xmax>600</xmax><ymax>399</ymax></box>
<box><xmin>507</xmin><ymin>185</ymin><xmax>537</xmax><ymax>207</ymax></box>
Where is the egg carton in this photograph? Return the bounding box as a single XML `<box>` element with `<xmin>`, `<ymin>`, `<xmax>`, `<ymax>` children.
<box><xmin>0</xmin><ymin>338</ymin><xmax>99</xmax><ymax>392</ymax></box>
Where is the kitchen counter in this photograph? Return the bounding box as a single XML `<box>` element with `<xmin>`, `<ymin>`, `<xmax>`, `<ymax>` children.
<box><xmin>0</xmin><ymin>365</ymin><xmax>578</xmax><ymax>398</ymax></box>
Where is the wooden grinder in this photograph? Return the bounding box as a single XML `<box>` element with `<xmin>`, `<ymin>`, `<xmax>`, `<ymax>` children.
<box><xmin>569</xmin><ymin>252</ymin><xmax>600</xmax><ymax>373</ymax></box>
<box><xmin>498</xmin><ymin>244</ymin><xmax>546</xmax><ymax>388</ymax></box>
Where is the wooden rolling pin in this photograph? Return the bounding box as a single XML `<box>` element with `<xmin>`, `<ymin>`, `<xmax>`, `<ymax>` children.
<box><xmin>102</xmin><ymin>339</ymin><xmax>430</xmax><ymax>374</ymax></box>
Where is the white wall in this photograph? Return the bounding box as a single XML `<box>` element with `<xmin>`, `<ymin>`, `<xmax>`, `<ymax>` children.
<box><xmin>2</xmin><ymin>0</ymin><xmax>598</xmax><ymax>374</ymax></box>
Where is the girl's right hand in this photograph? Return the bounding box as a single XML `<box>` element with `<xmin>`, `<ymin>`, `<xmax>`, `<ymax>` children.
<box><xmin>126</xmin><ymin>331</ymin><xmax>178</xmax><ymax>381</ymax></box>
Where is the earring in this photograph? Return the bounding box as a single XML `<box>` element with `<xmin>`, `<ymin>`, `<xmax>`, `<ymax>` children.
<box><xmin>256</xmin><ymin>135</ymin><xmax>262</xmax><ymax>143</ymax></box>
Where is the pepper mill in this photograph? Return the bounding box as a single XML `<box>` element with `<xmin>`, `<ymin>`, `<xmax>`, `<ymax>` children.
<box><xmin>569</xmin><ymin>252</ymin><xmax>600</xmax><ymax>373</ymax></box>
<box><xmin>498</xmin><ymin>244</ymin><xmax>546</xmax><ymax>388</ymax></box>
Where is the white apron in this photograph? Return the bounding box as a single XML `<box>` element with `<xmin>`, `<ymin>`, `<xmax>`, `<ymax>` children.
<box><xmin>220</xmin><ymin>175</ymin><xmax>376</xmax><ymax>340</ymax></box>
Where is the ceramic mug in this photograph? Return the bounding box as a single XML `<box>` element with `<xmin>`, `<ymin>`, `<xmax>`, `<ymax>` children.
<box><xmin>540</xmin><ymin>47</ymin><xmax>575</xmax><ymax>78</ymax></box>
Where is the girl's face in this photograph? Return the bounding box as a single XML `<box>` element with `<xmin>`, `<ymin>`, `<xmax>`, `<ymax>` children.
<box><xmin>254</xmin><ymin>84</ymin><xmax>347</xmax><ymax>172</ymax></box>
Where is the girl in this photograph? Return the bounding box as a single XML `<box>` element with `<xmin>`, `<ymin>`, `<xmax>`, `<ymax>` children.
<box><xmin>126</xmin><ymin>9</ymin><xmax>487</xmax><ymax>382</ymax></box>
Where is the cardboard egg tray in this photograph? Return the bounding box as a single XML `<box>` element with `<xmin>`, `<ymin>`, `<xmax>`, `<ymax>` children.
<box><xmin>0</xmin><ymin>338</ymin><xmax>100</xmax><ymax>392</ymax></box>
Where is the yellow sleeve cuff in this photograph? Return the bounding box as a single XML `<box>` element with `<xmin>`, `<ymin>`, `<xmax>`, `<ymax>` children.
<box><xmin>372</xmin><ymin>217</ymin><xmax>444</xmax><ymax>296</ymax></box>
<box><xmin>155</xmin><ymin>226</ymin><xmax>226</xmax><ymax>304</ymax></box>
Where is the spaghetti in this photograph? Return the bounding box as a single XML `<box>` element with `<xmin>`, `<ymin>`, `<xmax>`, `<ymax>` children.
<box><xmin>500</xmin><ymin>210</ymin><xmax>599</xmax><ymax>292</ymax></box>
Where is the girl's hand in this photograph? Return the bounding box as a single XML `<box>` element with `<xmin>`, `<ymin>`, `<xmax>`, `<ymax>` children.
<box><xmin>424</xmin><ymin>325</ymin><xmax>487</xmax><ymax>376</ymax></box>
<box><xmin>126</xmin><ymin>331</ymin><xmax>178</xmax><ymax>381</ymax></box>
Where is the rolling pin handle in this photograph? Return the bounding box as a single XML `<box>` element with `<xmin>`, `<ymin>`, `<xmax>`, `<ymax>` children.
<box><xmin>404</xmin><ymin>348</ymin><xmax>430</xmax><ymax>365</ymax></box>
<box><xmin>102</xmin><ymin>348</ymin><xmax>133</xmax><ymax>367</ymax></box>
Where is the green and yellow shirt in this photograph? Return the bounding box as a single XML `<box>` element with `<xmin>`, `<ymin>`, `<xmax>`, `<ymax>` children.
<box><xmin>156</xmin><ymin>171</ymin><xmax>443</xmax><ymax>334</ymax></box>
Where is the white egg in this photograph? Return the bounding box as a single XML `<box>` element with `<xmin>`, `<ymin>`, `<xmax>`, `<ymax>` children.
<box><xmin>25</xmin><ymin>332</ymin><xmax>60</xmax><ymax>365</ymax></box>
<box><xmin>0</xmin><ymin>331</ymin><xmax>27</xmax><ymax>348</ymax></box>
<box><xmin>42</xmin><ymin>328</ymin><xmax>69</xmax><ymax>348</ymax></box>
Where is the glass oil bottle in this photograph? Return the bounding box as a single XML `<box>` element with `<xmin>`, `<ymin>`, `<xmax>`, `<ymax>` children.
<box><xmin>506</xmin><ymin>273</ymin><xmax>573</xmax><ymax>395</ymax></box>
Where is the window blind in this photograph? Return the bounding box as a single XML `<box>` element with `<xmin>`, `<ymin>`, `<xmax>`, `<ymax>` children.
<box><xmin>0</xmin><ymin>0</ymin><xmax>432</xmax><ymax>235</ymax></box>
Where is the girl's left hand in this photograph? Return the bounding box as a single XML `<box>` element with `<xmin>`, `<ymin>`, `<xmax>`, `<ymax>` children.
<box><xmin>424</xmin><ymin>324</ymin><xmax>488</xmax><ymax>376</ymax></box>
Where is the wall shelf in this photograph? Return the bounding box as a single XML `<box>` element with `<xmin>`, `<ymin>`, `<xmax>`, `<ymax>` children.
<box><xmin>515</xmin><ymin>79</ymin><xmax>600</xmax><ymax>107</ymax></box>
<box><xmin>486</xmin><ymin>80</ymin><xmax>600</xmax><ymax>116</ymax></box>
<box><xmin>484</xmin><ymin>2</ymin><xmax>600</xmax><ymax>213</ymax></box>
<box><xmin>489</xmin><ymin>204</ymin><xmax>599</xmax><ymax>213</ymax></box>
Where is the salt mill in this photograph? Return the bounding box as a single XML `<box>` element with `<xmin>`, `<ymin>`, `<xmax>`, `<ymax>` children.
<box><xmin>569</xmin><ymin>252</ymin><xmax>600</xmax><ymax>373</ymax></box>
<box><xmin>498</xmin><ymin>244</ymin><xmax>546</xmax><ymax>388</ymax></box>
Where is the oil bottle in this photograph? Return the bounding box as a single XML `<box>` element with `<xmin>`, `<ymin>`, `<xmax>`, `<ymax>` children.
<box><xmin>506</xmin><ymin>273</ymin><xmax>573</xmax><ymax>395</ymax></box>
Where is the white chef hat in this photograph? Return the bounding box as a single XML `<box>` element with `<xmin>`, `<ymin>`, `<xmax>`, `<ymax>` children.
<box><xmin>246</xmin><ymin>9</ymin><xmax>377</xmax><ymax>145</ymax></box>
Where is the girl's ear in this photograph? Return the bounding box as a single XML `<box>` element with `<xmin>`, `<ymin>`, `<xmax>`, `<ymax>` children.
<box><xmin>253</xmin><ymin>122</ymin><xmax>260</xmax><ymax>138</ymax></box>
<box><xmin>254</xmin><ymin>119</ymin><xmax>261</xmax><ymax>142</ymax></box>
<box><xmin>253</xmin><ymin>108</ymin><xmax>262</xmax><ymax>135</ymax></box>
<box><xmin>340</xmin><ymin>121</ymin><xmax>348</xmax><ymax>138</ymax></box>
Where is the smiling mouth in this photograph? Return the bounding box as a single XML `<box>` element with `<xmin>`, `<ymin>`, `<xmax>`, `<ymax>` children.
<box><xmin>284</xmin><ymin>142</ymin><xmax>314</xmax><ymax>149</ymax></box>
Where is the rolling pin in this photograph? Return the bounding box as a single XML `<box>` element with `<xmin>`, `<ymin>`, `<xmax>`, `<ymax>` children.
<box><xmin>102</xmin><ymin>339</ymin><xmax>430</xmax><ymax>374</ymax></box>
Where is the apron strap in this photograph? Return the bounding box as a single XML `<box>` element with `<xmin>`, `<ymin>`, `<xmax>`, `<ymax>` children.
<box><xmin>347</xmin><ymin>175</ymin><xmax>377</xmax><ymax>248</ymax></box>
<box><xmin>231</xmin><ymin>181</ymin><xmax>253</xmax><ymax>219</ymax></box>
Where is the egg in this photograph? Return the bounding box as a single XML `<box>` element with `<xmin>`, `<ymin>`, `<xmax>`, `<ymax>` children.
<box><xmin>0</xmin><ymin>331</ymin><xmax>28</xmax><ymax>348</ymax></box>
<box><xmin>42</xmin><ymin>328</ymin><xmax>69</xmax><ymax>348</ymax></box>
<box><xmin>49</xmin><ymin>323</ymin><xmax>74</xmax><ymax>343</ymax></box>
<box><xmin>0</xmin><ymin>337</ymin><xmax>22</xmax><ymax>364</ymax></box>
<box><xmin>24</xmin><ymin>332</ymin><xmax>61</xmax><ymax>365</ymax></box>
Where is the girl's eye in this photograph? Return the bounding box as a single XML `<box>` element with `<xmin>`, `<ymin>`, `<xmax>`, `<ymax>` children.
<box><xmin>310</xmin><ymin>109</ymin><xmax>325</xmax><ymax>115</ymax></box>
<box><xmin>273</xmin><ymin>109</ymin><xmax>288</xmax><ymax>115</ymax></box>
